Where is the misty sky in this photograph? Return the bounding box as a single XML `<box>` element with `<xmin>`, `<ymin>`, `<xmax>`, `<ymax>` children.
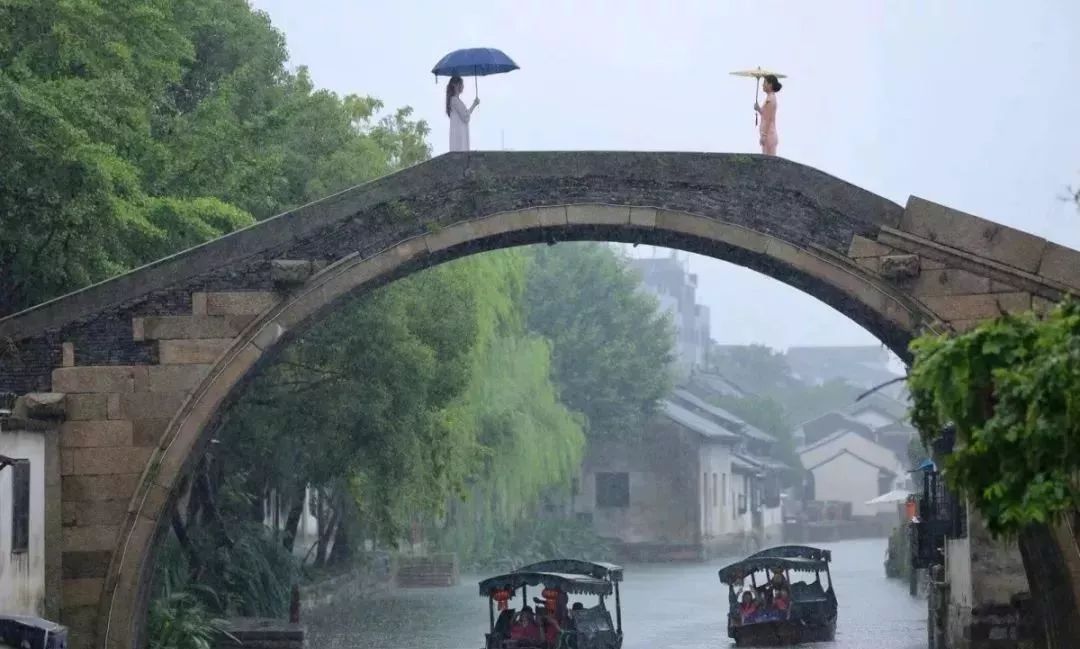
<box><xmin>252</xmin><ymin>0</ymin><xmax>1079</xmax><ymax>353</ymax></box>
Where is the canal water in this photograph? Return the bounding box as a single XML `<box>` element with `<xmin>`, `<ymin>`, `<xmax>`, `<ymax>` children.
<box><xmin>306</xmin><ymin>538</ymin><xmax>926</xmax><ymax>649</ymax></box>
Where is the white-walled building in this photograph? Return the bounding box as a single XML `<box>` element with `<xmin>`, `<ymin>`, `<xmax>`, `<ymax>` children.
<box><xmin>0</xmin><ymin>426</ymin><xmax>47</xmax><ymax>615</ymax></box>
<box><xmin>798</xmin><ymin>430</ymin><xmax>907</xmax><ymax>518</ymax></box>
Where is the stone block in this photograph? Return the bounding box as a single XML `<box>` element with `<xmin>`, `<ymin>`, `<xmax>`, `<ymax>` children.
<box><xmin>902</xmin><ymin>197</ymin><xmax>1047</xmax><ymax>272</ymax></box>
<box><xmin>62</xmin><ymin>474</ymin><xmax>141</xmax><ymax>502</ymax></box>
<box><xmin>25</xmin><ymin>392</ymin><xmax>67</xmax><ymax>419</ymax></box>
<box><xmin>63</xmin><ymin>500</ymin><xmax>127</xmax><ymax>527</ymax></box>
<box><xmin>537</xmin><ymin>205</ymin><xmax>568</xmax><ymax>227</ymax></box>
<box><xmin>62</xmin><ymin>551</ymin><xmax>112</xmax><ymax>579</ymax></box>
<box><xmin>63</xmin><ymin>525</ymin><xmax>119</xmax><ymax>552</ymax></box>
<box><xmin>65</xmin><ymin>394</ymin><xmax>108</xmax><ymax>421</ymax></box>
<box><xmin>911</xmin><ymin>269</ymin><xmax>992</xmax><ymax>297</ymax></box>
<box><xmin>629</xmin><ymin>206</ymin><xmax>658</xmax><ymax>228</ymax></box>
<box><xmin>270</xmin><ymin>259</ymin><xmax>315</xmax><ymax>286</ymax></box>
<box><xmin>62</xmin><ymin>578</ymin><xmax>104</xmax><ymax>609</ymax></box>
<box><xmin>655</xmin><ymin>210</ymin><xmax>770</xmax><ymax>253</ymax></box>
<box><xmin>566</xmin><ymin>204</ymin><xmax>630</xmax><ymax>226</ymax></box>
<box><xmin>191</xmin><ymin>292</ymin><xmax>207</xmax><ymax>315</ymax></box>
<box><xmin>67</xmin><ymin>447</ymin><xmax>153</xmax><ymax>476</ymax></box>
<box><xmin>136</xmin><ymin>316</ymin><xmax>242</xmax><ymax>340</ymax></box>
<box><xmin>921</xmin><ymin>292</ymin><xmax>1032</xmax><ymax>321</ymax></box>
<box><xmin>108</xmin><ymin>392</ymin><xmax>187</xmax><ymax>421</ymax></box>
<box><xmin>52</xmin><ymin>367</ymin><xmax>139</xmax><ymax>394</ymax></box>
<box><xmin>62</xmin><ymin>342</ymin><xmax>75</xmax><ymax>367</ymax></box>
<box><xmin>990</xmin><ymin>279</ymin><xmax>1021</xmax><ymax>293</ymax></box>
<box><xmin>139</xmin><ymin>364</ymin><xmax>211</xmax><ymax>393</ymax></box>
<box><xmin>252</xmin><ymin>323</ymin><xmax>286</xmax><ymax>351</ymax></box>
<box><xmin>131</xmin><ymin>483</ymin><xmax>172</xmax><ymax>521</ymax></box>
<box><xmin>880</xmin><ymin>254</ymin><xmax>920</xmax><ymax>280</ymax></box>
<box><xmin>855</xmin><ymin>257</ymin><xmax>880</xmax><ymax>273</ymax></box>
<box><xmin>1037</xmin><ymin>242</ymin><xmax>1080</xmax><ymax>289</ymax></box>
<box><xmin>847</xmin><ymin>235</ymin><xmax>893</xmax><ymax>258</ymax></box>
<box><xmin>426</xmin><ymin>209</ymin><xmax>539</xmax><ymax>253</ymax></box>
<box><xmin>59</xmin><ymin>607</ymin><xmax>97</xmax><ymax>649</ymax></box>
<box><xmin>152</xmin><ymin>344</ymin><xmax>262</xmax><ymax>490</ymax></box>
<box><xmin>205</xmin><ymin>291</ymin><xmax>278</xmax><ymax>316</ymax></box>
<box><xmin>60</xmin><ymin>421</ymin><xmax>133</xmax><ymax>448</ymax></box>
<box><xmin>132</xmin><ymin>419</ymin><xmax>171</xmax><ymax>447</ymax></box>
<box><xmin>158</xmin><ymin>339</ymin><xmax>234</xmax><ymax>364</ymax></box>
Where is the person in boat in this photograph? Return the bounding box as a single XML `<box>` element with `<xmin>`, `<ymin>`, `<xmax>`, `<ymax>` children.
<box><xmin>763</xmin><ymin>567</ymin><xmax>788</xmax><ymax>603</ymax></box>
<box><xmin>773</xmin><ymin>587</ymin><xmax>791</xmax><ymax>615</ymax></box>
<box><xmin>510</xmin><ymin>606</ymin><xmax>544</xmax><ymax>645</ymax></box>
<box><xmin>540</xmin><ymin>609</ymin><xmax>563</xmax><ymax>648</ymax></box>
<box><xmin>738</xmin><ymin>590</ymin><xmax>758</xmax><ymax>622</ymax></box>
<box><xmin>494</xmin><ymin>607</ymin><xmax>515</xmax><ymax>639</ymax></box>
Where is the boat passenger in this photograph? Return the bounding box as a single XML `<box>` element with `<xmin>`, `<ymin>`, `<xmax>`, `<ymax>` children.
<box><xmin>510</xmin><ymin>607</ymin><xmax>544</xmax><ymax>645</ymax></box>
<box><xmin>773</xmin><ymin>587</ymin><xmax>791</xmax><ymax>613</ymax></box>
<box><xmin>541</xmin><ymin>611</ymin><xmax>563</xmax><ymax>648</ymax></box>
<box><xmin>739</xmin><ymin>590</ymin><xmax>758</xmax><ymax>622</ymax></box>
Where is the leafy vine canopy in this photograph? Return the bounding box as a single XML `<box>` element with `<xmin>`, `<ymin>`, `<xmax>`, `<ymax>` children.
<box><xmin>908</xmin><ymin>299</ymin><xmax>1080</xmax><ymax>536</ymax></box>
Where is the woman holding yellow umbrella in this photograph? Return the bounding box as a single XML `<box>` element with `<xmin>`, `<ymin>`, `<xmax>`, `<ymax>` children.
<box><xmin>731</xmin><ymin>68</ymin><xmax>786</xmax><ymax>156</ymax></box>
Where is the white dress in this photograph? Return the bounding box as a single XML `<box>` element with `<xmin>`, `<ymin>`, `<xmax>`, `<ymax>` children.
<box><xmin>448</xmin><ymin>96</ymin><xmax>471</xmax><ymax>152</ymax></box>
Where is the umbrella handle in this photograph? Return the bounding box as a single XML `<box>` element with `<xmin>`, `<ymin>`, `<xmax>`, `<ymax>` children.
<box><xmin>754</xmin><ymin>80</ymin><xmax>760</xmax><ymax>126</ymax></box>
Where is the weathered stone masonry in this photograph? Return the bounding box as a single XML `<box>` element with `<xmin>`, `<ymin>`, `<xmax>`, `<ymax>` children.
<box><xmin>0</xmin><ymin>152</ymin><xmax>1078</xmax><ymax>649</ymax></box>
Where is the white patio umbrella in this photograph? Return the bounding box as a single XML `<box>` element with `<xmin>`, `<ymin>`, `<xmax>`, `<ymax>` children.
<box><xmin>865</xmin><ymin>489</ymin><xmax>911</xmax><ymax>505</ymax></box>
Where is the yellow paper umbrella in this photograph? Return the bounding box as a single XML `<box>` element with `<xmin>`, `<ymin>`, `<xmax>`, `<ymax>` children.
<box><xmin>730</xmin><ymin>67</ymin><xmax>787</xmax><ymax>125</ymax></box>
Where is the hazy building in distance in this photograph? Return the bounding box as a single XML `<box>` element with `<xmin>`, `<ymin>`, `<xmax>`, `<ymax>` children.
<box><xmin>627</xmin><ymin>253</ymin><xmax>710</xmax><ymax>383</ymax></box>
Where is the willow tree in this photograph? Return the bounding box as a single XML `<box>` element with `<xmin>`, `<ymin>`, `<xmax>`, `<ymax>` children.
<box><xmin>908</xmin><ymin>301</ymin><xmax>1080</xmax><ymax>646</ymax></box>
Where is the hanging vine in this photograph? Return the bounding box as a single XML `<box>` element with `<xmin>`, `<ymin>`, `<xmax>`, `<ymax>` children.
<box><xmin>908</xmin><ymin>299</ymin><xmax>1080</xmax><ymax>536</ymax></box>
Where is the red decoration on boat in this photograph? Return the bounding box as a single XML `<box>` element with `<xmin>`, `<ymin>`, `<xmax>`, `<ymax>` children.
<box><xmin>492</xmin><ymin>589</ymin><xmax>511</xmax><ymax>611</ymax></box>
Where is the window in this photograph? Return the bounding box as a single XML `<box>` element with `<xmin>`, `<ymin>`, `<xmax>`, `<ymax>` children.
<box><xmin>595</xmin><ymin>472</ymin><xmax>630</xmax><ymax>508</ymax></box>
<box><xmin>712</xmin><ymin>474</ymin><xmax>718</xmax><ymax>509</ymax></box>
<box><xmin>721</xmin><ymin>474</ymin><xmax>728</xmax><ymax>512</ymax></box>
<box><xmin>11</xmin><ymin>460</ymin><xmax>30</xmax><ymax>553</ymax></box>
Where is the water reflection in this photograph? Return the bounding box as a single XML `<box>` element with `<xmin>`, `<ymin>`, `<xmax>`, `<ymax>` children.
<box><xmin>306</xmin><ymin>538</ymin><xmax>925</xmax><ymax>649</ymax></box>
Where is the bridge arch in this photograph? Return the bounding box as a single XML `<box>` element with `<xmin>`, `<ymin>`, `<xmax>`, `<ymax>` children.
<box><xmin>1</xmin><ymin>152</ymin><xmax>1076</xmax><ymax>649</ymax></box>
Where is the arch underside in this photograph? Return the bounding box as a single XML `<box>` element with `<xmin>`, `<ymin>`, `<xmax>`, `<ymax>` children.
<box><xmin>108</xmin><ymin>203</ymin><xmax>936</xmax><ymax>649</ymax></box>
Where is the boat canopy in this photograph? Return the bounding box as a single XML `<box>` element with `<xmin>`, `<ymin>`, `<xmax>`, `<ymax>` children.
<box><xmin>516</xmin><ymin>559</ymin><xmax>624</xmax><ymax>583</ymax></box>
<box><xmin>718</xmin><ymin>557</ymin><xmax>830</xmax><ymax>585</ymax></box>
<box><xmin>479</xmin><ymin>571</ymin><xmax>614</xmax><ymax>597</ymax></box>
<box><xmin>746</xmin><ymin>545</ymin><xmax>832</xmax><ymax>562</ymax></box>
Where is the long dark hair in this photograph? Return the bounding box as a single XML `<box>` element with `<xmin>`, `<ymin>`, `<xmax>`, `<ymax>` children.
<box><xmin>764</xmin><ymin>74</ymin><xmax>783</xmax><ymax>93</ymax></box>
<box><xmin>445</xmin><ymin>76</ymin><xmax>463</xmax><ymax>116</ymax></box>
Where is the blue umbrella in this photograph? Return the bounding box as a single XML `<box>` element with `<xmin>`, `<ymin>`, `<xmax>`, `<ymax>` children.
<box><xmin>432</xmin><ymin>48</ymin><xmax>519</xmax><ymax>99</ymax></box>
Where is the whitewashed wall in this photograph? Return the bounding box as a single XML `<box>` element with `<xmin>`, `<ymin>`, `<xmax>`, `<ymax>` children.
<box><xmin>0</xmin><ymin>429</ymin><xmax>46</xmax><ymax>614</ymax></box>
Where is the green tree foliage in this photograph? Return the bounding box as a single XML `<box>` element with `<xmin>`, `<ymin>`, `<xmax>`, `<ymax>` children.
<box><xmin>524</xmin><ymin>243</ymin><xmax>676</xmax><ymax>439</ymax></box>
<box><xmin>0</xmin><ymin>0</ymin><xmax>429</xmax><ymax>315</ymax></box>
<box><xmin>909</xmin><ymin>301</ymin><xmax>1080</xmax><ymax>534</ymax></box>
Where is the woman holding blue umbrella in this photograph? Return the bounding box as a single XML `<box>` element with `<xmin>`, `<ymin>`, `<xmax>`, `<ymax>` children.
<box><xmin>445</xmin><ymin>75</ymin><xmax>479</xmax><ymax>152</ymax></box>
<box><xmin>432</xmin><ymin>47</ymin><xmax>519</xmax><ymax>152</ymax></box>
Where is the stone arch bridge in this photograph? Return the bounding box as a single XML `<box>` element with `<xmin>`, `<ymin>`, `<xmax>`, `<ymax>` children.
<box><xmin>0</xmin><ymin>152</ymin><xmax>1078</xmax><ymax>649</ymax></box>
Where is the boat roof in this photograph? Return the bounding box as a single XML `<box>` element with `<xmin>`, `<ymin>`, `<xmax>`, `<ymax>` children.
<box><xmin>479</xmin><ymin>571</ymin><xmax>614</xmax><ymax>597</ymax></box>
<box><xmin>747</xmin><ymin>545</ymin><xmax>832</xmax><ymax>562</ymax></box>
<box><xmin>718</xmin><ymin>557</ymin><xmax>829</xmax><ymax>585</ymax></box>
<box><xmin>516</xmin><ymin>559</ymin><xmax>624</xmax><ymax>582</ymax></box>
